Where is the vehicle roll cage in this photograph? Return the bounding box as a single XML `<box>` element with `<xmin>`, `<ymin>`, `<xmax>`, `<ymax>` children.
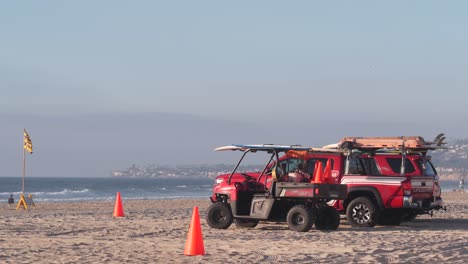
<box><xmin>219</xmin><ymin>143</ymin><xmax>344</xmax><ymax>184</ymax></box>
<box><xmin>226</xmin><ymin>147</ymin><xmax>281</xmax><ymax>185</ymax></box>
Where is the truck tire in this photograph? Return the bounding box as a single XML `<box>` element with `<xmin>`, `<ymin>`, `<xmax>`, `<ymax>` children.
<box><xmin>234</xmin><ymin>219</ymin><xmax>259</xmax><ymax>228</ymax></box>
<box><xmin>315</xmin><ymin>207</ymin><xmax>340</xmax><ymax>230</ymax></box>
<box><xmin>206</xmin><ymin>202</ymin><xmax>233</xmax><ymax>229</ymax></box>
<box><xmin>286</xmin><ymin>205</ymin><xmax>314</xmax><ymax>232</ymax></box>
<box><xmin>346</xmin><ymin>197</ymin><xmax>379</xmax><ymax>227</ymax></box>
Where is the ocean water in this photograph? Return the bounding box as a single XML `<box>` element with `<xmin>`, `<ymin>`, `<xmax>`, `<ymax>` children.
<box><xmin>0</xmin><ymin>177</ymin><xmax>214</xmax><ymax>203</ymax></box>
<box><xmin>0</xmin><ymin>177</ymin><xmax>462</xmax><ymax>203</ymax></box>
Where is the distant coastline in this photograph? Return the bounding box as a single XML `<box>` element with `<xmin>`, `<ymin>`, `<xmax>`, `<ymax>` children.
<box><xmin>110</xmin><ymin>164</ymin><xmax>262</xmax><ymax>179</ymax></box>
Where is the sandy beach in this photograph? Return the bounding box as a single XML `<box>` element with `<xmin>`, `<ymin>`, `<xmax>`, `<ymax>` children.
<box><xmin>1</xmin><ymin>192</ymin><xmax>467</xmax><ymax>264</ymax></box>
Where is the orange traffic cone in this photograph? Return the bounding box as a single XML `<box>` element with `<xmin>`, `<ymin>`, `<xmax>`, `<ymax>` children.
<box><xmin>313</xmin><ymin>161</ymin><xmax>323</xmax><ymax>183</ymax></box>
<box><xmin>310</xmin><ymin>162</ymin><xmax>318</xmax><ymax>183</ymax></box>
<box><xmin>323</xmin><ymin>159</ymin><xmax>332</xmax><ymax>183</ymax></box>
<box><xmin>113</xmin><ymin>192</ymin><xmax>125</xmax><ymax>217</ymax></box>
<box><xmin>184</xmin><ymin>206</ymin><xmax>205</xmax><ymax>256</ymax></box>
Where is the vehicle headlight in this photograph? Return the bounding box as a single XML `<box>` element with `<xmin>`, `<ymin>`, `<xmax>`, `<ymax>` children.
<box><xmin>215</xmin><ymin>178</ymin><xmax>224</xmax><ymax>185</ymax></box>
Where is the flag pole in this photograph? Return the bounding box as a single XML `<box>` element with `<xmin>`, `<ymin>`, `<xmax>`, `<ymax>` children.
<box><xmin>18</xmin><ymin>129</ymin><xmax>35</xmax><ymax>210</ymax></box>
<box><xmin>22</xmin><ymin>129</ymin><xmax>33</xmax><ymax>195</ymax></box>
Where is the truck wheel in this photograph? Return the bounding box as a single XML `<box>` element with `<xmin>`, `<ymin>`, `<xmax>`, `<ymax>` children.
<box><xmin>346</xmin><ymin>197</ymin><xmax>379</xmax><ymax>227</ymax></box>
<box><xmin>315</xmin><ymin>207</ymin><xmax>340</xmax><ymax>230</ymax></box>
<box><xmin>286</xmin><ymin>205</ymin><xmax>314</xmax><ymax>232</ymax></box>
<box><xmin>206</xmin><ymin>202</ymin><xmax>233</xmax><ymax>229</ymax></box>
<box><xmin>234</xmin><ymin>219</ymin><xmax>259</xmax><ymax>228</ymax></box>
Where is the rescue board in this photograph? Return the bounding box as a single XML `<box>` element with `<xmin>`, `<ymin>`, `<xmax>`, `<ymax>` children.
<box><xmin>341</xmin><ymin>136</ymin><xmax>427</xmax><ymax>149</ymax></box>
<box><xmin>215</xmin><ymin>144</ymin><xmax>343</xmax><ymax>153</ymax></box>
<box><xmin>323</xmin><ymin>134</ymin><xmax>446</xmax><ymax>151</ymax></box>
<box><xmin>214</xmin><ymin>144</ymin><xmax>309</xmax><ymax>152</ymax></box>
<box><xmin>214</xmin><ymin>146</ymin><xmax>247</xmax><ymax>151</ymax></box>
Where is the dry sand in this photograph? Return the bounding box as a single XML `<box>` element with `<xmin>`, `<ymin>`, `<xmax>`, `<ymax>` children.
<box><xmin>1</xmin><ymin>192</ymin><xmax>467</xmax><ymax>263</ymax></box>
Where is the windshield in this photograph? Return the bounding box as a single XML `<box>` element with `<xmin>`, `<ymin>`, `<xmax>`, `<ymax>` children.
<box><xmin>279</xmin><ymin>158</ymin><xmax>302</xmax><ymax>173</ymax></box>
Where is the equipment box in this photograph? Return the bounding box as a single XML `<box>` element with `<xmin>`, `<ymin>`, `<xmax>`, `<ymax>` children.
<box><xmin>275</xmin><ymin>182</ymin><xmax>347</xmax><ymax>200</ymax></box>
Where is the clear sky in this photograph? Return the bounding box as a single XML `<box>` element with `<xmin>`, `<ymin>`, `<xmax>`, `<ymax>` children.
<box><xmin>1</xmin><ymin>1</ymin><xmax>467</xmax><ymax>176</ymax></box>
<box><xmin>2</xmin><ymin>1</ymin><xmax>468</xmax><ymax>118</ymax></box>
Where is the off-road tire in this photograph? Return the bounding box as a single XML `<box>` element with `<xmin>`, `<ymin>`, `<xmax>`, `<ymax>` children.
<box><xmin>315</xmin><ymin>206</ymin><xmax>340</xmax><ymax>230</ymax></box>
<box><xmin>206</xmin><ymin>202</ymin><xmax>233</xmax><ymax>229</ymax></box>
<box><xmin>286</xmin><ymin>205</ymin><xmax>314</xmax><ymax>232</ymax></box>
<box><xmin>234</xmin><ymin>219</ymin><xmax>259</xmax><ymax>228</ymax></box>
<box><xmin>346</xmin><ymin>197</ymin><xmax>379</xmax><ymax>227</ymax></box>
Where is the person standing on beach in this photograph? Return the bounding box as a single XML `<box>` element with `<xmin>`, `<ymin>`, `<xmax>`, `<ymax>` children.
<box><xmin>8</xmin><ymin>194</ymin><xmax>14</xmax><ymax>205</ymax></box>
<box><xmin>459</xmin><ymin>178</ymin><xmax>465</xmax><ymax>192</ymax></box>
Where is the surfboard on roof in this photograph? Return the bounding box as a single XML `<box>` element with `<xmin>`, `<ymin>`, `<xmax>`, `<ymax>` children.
<box><xmin>322</xmin><ymin>134</ymin><xmax>446</xmax><ymax>151</ymax></box>
<box><xmin>214</xmin><ymin>144</ymin><xmax>343</xmax><ymax>153</ymax></box>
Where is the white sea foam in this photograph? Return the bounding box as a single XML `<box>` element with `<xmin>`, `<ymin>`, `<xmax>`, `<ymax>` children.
<box><xmin>31</xmin><ymin>189</ymin><xmax>90</xmax><ymax>196</ymax></box>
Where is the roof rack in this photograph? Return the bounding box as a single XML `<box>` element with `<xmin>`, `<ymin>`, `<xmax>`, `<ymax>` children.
<box><xmin>323</xmin><ymin>133</ymin><xmax>446</xmax><ymax>152</ymax></box>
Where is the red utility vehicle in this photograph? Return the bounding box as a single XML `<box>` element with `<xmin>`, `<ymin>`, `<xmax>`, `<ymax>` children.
<box><xmin>207</xmin><ymin>145</ymin><xmax>348</xmax><ymax>232</ymax></box>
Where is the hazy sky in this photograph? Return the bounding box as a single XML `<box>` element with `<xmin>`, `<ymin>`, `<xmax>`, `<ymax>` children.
<box><xmin>2</xmin><ymin>1</ymin><xmax>467</xmax><ymax>118</ymax></box>
<box><xmin>1</xmin><ymin>1</ymin><xmax>467</xmax><ymax>176</ymax></box>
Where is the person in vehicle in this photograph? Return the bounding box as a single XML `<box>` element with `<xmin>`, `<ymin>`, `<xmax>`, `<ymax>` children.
<box><xmin>289</xmin><ymin>163</ymin><xmax>309</xmax><ymax>182</ymax></box>
<box><xmin>278</xmin><ymin>163</ymin><xmax>289</xmax><ymax>182</ymax></box>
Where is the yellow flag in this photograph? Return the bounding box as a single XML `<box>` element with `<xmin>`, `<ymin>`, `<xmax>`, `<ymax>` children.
<box><xmin>24</xmin><ymin>129</ymin><xmax>33</xmax><ymax>154</ymax></box>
